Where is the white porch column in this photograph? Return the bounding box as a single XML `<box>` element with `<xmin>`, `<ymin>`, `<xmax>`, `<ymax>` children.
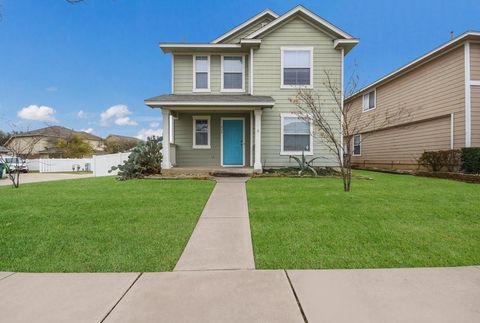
<box><xmin>254</xmin><ymin>109</ymin><xmax>262</xmax><ymax>172</ymax></box>
<box><xmin>162</xmin><ymin>109</ymin><xmax>172</xmax><ymax>169</ymax></box>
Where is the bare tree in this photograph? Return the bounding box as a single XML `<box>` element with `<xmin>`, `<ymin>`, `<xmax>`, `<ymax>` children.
<box><xmin>290</xmin><ymin>69</ymin><xmax>411</xmax><ymax>192</ymax></box>
<box><xmin>0</xmin><ymin>123</ymin><xmax>44</xmax><ymax>188</ymax></box>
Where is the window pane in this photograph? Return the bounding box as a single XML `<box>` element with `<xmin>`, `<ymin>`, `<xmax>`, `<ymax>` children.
<box><xmin>284</xmin><ymin>50</ymin><xmax>310</xmax><ymax>68</ymax></box>
<box><xmin>354</xmin><ymin>135</ymin><xmax>361</xmax><ymax>146</ymax></box>
<box><xmin>195</xmin><ymin>119</ymin><xmax>208</xmax><ymax>132</ymax></box>
<box><xmin>284</xmin><ymin>68</ymin><xmax>310</xmax><ymax>85</ymax></box>
<box><xmin>195</xmin><ymin>56</ymin><xmax>208</xmax><ymax>72</ymax></box>
<box><xmin>196</xmin><ymin>72</ymin><xmax>208</xmax><ymax>89</ymax></box>
<box><xmin>224</xmin><ymin>73</ymin><xmax>242</xmax><ymax>89</ymax></box>
<box><xmin>223</xmin><ymin>57</ymin><xmax>242</xmax><ymax>72</ymax></box>
<box><xmin>195</xmin><ymin>132</ymin><xmax>208</xmax><ymax>146</ymax></box>
<box><xmin>368</xmin><ymin>91</ymin><xmax>375</xmax><ymax>109</ymax></box>
<box><xmin>284</xmin><ymin>134</ymin><xmax>310</xmax><ymax>152</ymax></box>
<box><xmin>283</xmin><ymin>117</ymin><xmax>310</xmax><ymax>134</ymax></box>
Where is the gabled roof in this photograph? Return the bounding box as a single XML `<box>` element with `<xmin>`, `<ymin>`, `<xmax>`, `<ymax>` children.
<box><xmin>345</xmin><ymin>31</ymin><xmax>480</xmax><ymax>102</ymax></box>
<box><xmin>246</xmin><ymin>5</ymin><xmax>355</xmax><ymax>40</ymax></box>
<box><xmin>210</xmin><ymin>9</ymin><xmax>279</xmax><ymax>44</ymax></box>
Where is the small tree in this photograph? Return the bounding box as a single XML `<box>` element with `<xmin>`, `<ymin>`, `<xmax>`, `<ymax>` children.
<box><xmin>56</xmin><ymin>134</ymin><xmax>93</xmax><ymax>158</ymax></box>
<box><xmin>105</xmin><ymin>138</ymin><xmax>139</xmax><ymax>154</ymax></box>
<box><xmin>0</xmin><ymin>125</ymin><xmax>44</xmax><ymax>188</ymax></box>
<box><xmin>290</xmin><ymin>70</ymin><xmax>411</xmax><ymax>192</ymax></box>
<box><xmin>111</xmin><ymin>136</ymin><xmax>162</xmax><ymax>180</ymax></box>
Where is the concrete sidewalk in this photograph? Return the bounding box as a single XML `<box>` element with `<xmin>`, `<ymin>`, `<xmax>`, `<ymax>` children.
<box><xmin>1</xmin><ymin>267</ymin><xmax>479</xmax><ymax>323</ymax></box>
<box><xmin>0</xmin><ymin>172</ymin><xmax>93</xmax><ymax>186</ymax></box>
<box><xmin>174</xmin><ymin>177</ymin><xmax>255</xmax><ymax>271</ymax></box>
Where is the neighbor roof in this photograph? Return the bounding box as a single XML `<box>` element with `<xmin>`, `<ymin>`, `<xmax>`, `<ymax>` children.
<box><xmin>8</xmin><ymin>126</ymin><xmax>103</xmax><ymax>141</ymax></box>
<box><xmin>145</xmin><ymin>94</ymin><xmax>275</xmax><ymax>107</ymax></box>
<box><xmin>346</xmin><ymin>31</ymin><xmax>480</xmax><ymax>102</ymax></box>
<box><xmin>105</xmin><ymin>134</ymin><xmax>142</xmax><ymax>142</ymax></box>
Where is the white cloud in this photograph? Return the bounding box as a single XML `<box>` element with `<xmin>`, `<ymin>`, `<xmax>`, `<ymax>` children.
<box><xmin>100</xmin><ymin>104</ymin><xmax>137</xmax><ymax>126</ymax></box>
<box><xmin>78</xmin><ymin>110</ymin><xmax>87</xmax><ymax>119</ymax></box>
<box><xmin>46</xmin><ymin>86</ymin><xmax>58</xmax><ymax>92</ymax></box>
<box><xmin>17</xmin><ymin>105</ymin><xmax>56</xmax><ymax>122</ymax></box>
<box><xmin>115</xmin><ymin>117</ymin><xmax>138</xmax><ymax>126</ymax></box>
<box><xmin>81</xmin><ymin>128</ymin><xmax>94</xmax><ymax>134</ymax></box>
<box><xmin>135</xmin><ymin>128</ymin><xmax>163</xmax><ymax>140</ymax></box>
<box><xmin>149</xmin><ymin>122</ymin><xmax>160</xmax><ymax>128</ymax></box>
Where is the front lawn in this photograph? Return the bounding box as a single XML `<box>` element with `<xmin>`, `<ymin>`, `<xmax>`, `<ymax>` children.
<box><xmin>247</xmin><ymin>171</ymin><xmax>480</xmax><ymax>269</ymax></box>
<box><xmin>0</xmin><ymin>177</ymin><xmax>214</xmax><ymax>272</ymax></box>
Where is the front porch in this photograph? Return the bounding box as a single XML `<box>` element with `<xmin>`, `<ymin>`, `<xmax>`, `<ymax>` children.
<box><xmin>145</xmin><ymin>94</ymin><xmax>275</xmax><ymax>173</ymax></box>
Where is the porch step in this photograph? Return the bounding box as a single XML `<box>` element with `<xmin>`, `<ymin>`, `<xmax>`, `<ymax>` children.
<box><xmin>162</xmin><ymin>167</ymin><xmax>253</xmax><ymax>178</ymax></box>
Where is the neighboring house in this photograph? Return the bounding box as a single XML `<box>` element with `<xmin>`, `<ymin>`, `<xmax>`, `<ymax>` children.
<box><xmin>0</xmin><ymin>146</ymin><xmax>11</xmax><ymax>156</ymax></box>
<box><xmin>5</xmin><ymin>126</ymin><xmax>105</xmax><ymax>158</ymax></box>
<box><xmin>145</xmin><ymin>5</ymin><xmax>358</xmax><ymax>172</ymax></box>
<box><xmin>345</xmin><ymin>31</ymin><xmax>480</xmax><ymax>171</ymax></box>
<box><xmin>104</xmin><ymin>134</ymin><xmax>142</xmax><ymax>153</ymax></box>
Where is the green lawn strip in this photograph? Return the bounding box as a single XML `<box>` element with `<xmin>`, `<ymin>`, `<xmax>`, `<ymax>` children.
<box><xmin>0</xmin><ymin>177</ymin><xmax>214</xmax><ymax>272</ymax></box>
<box><xmin>247</xmin><ymin>171</ymin><xmax>480</xmax><ymax>269</ymax></box>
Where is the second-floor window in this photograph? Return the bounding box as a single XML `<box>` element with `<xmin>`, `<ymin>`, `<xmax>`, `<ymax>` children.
<box><xmin>281</xmin><ymin>47</ymin><xmax>313</xmax><ymax>88</ymax></box>
<box><xmin>193</xmin><ymin>56</ymin><xmax>210</xmax><ymax>91</ymax></box>
<box><xmin>362</xmin><ymin>90</ymin><xmax>376</xmax><ymax>112</ymax></box>
<box><xmin>222</xmin><ymin>56</ymin><xmax>244</xmax><ymax>91</ymax></box>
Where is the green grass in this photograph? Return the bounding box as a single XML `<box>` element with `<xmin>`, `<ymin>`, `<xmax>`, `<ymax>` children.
<box><xmin>0</xmin><ymin>177</ymin><xmax>214</xmax><ymax>272</ymax></box>
<box><xmin>247</xmin><ymin>171</ymin><xmax>480</xmax><ymax>269</ymax></box>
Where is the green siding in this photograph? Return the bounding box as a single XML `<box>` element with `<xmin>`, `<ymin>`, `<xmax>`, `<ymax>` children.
<box><xmin>174</xmin><ymin>55</ymin><xmax>249</xmax><ymax>94</ymax></box>
<box><xmin>253</xmin><ymin>17</ymin><xmax>342</xmax><ymax>167</ymax></box>
<box><xmin>170</xmin><ymin>17</ymin><xmax>342</xmax><ymax>168</ymax></box>
<box><xmin>173</xmin><ymin>112</ymin><xmax>251</xmax><ymax>167</ymax></box>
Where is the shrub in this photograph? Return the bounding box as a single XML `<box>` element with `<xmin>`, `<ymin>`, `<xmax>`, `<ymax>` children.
<box><xmin>417</xmin><ymin>150</ymin><xmax>460</xmax><ymax>172</ymax></box>
<box><xmin>461</xmin><ymin>147</ymin><xmax>480</xmax><ymax>174</ymax></box>
<box><xmin>110</xmin><ymin>136</ymin><xmax>162</xmax><ymax>180</ymax></box>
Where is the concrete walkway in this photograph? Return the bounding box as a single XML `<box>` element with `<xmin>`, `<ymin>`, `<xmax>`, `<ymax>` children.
<box><xmin>1</xmin><ymin>267</ymin><xmax>479</xmax><ymax>323</ymax></box>
<box><xmin>174</xmin><ymin>177</ymin><xmax>255</xmax><ymax>271</ymax></box>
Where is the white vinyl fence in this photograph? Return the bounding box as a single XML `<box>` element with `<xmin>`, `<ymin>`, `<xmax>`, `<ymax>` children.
<box><xmin>29</xmin><ymin>158</ymin><xmax>93</xmax><ymax>173</ymax></box>
<box><xmin>92</xmin><ymin>152</ymin><xmax>130</xmax><ymax>177</ymax></box>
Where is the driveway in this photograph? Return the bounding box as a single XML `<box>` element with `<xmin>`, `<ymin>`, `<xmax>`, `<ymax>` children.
<box><xmin>0</xmin><ymin>172</ymin><xmax>93</xmax><ymax>186</ymax></box>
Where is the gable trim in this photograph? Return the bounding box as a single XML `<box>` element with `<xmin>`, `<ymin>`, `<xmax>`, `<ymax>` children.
<box><xmin>211</xmin><ymin>9</ymin><xmax>279</xmax><ymax>44</ymax></box>
<box><xmin>245</xmin><ymin>5</ymin><xmax>354</xmax><ymax>40</ymax></box>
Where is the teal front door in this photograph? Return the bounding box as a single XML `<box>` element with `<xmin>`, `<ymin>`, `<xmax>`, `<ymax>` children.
<box><xmin>222</xmin><ymin>119</ymin><xmax>244</xmax><ymax>166</ymax></box>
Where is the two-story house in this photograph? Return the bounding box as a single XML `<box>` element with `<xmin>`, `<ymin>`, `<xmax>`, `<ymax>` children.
<box><xmin>145</xmin><ymin>6</ymin><xmax>358</xmax><ymax>173</ymax></box>
<box><xmin>345</xmin><ymin>31</ymin><xmax>480</xmax><ymax>171</ymax></box>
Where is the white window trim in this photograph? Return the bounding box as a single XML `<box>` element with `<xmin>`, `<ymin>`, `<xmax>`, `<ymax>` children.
<box><xmin>193</xmin><ymin>55</ymin><xmax>211</xmax><ymax>92</ymax></box>
<box><xmin>280</xmin><ymin>46</ymin><xmax>314</xmax><ymax>89</ymax></box>
<box><xmin>362</xmin><ymin>89</ymin><xmax>376</xmax><ymax>112</ymax></box>
<box><xmin>353</xmin><ymin>134</ymin><xmax>361</xmax><ymax>156</ymax></box>
<box><xmin>192</xmin><ymin>116</ymin><xmax>211</xmax><ymax>149</ymax></box>
<box><xmin>221</xmin><ymin>55</ymin><xmax>246</xmax><ymax>93</ymax></box>
<box><xmin>280</xmin><ymin>113</ymin><xmax>314</xmax><ymax>156</ymax></box>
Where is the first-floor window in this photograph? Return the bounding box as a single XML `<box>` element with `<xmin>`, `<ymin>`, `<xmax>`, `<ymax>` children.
<box><xmin>353</xmin><ymin>134</ymin><xmax>361</xmax><ymax>155</ymax></box>
<box><xmin>281</xmin><ymin>114</ymin><xmax>312</xmax><ymax>154</ymax></box>
<box><xmin>193</xmin><ymin>116</ymin><xmax>210</xmax><ymax>149</ymax></box>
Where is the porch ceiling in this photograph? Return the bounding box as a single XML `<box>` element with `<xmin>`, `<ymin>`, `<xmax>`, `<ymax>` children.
<box><xmin>145</xmin><ymin>94</ymin><xmax>275</xmax><ymax>109</ymax></box>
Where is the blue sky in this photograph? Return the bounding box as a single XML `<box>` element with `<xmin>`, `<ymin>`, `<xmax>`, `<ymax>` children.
<box><xmin>0</xmin><ymin>0</ymin><xmax>479</xmax><ymax>138</ymax></box>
